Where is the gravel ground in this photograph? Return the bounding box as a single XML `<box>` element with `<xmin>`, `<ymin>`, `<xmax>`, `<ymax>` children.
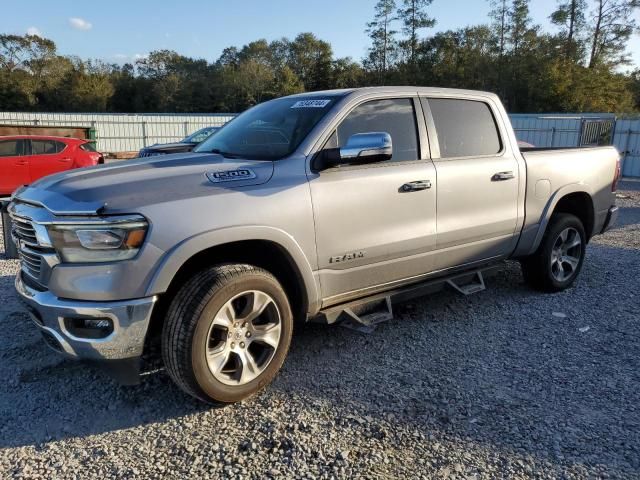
<box><xmin>0</xmin><ymin>182</ymin><xmax>639</xmax><ymax>479</ymax></box>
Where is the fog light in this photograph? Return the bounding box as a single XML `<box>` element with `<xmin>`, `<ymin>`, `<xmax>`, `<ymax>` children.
<box><xmin>64</xmin><ymin>317</ymin><xmax>114</xmax><ymax>339</ymax></box>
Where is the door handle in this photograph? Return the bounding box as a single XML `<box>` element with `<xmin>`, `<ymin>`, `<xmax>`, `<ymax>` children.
<box><xmin>400</xmin><ymin>180</ymin><xmax>431</xmax><ymax>192</ymax></box>
<box><xmin>491</xmin><ymin>171</ymin><xmax>515</xmax><ymax>181</ymax></box>
<box><xmin>14</xmin><ymin>160</ymin><xmax>27</xmax><ymax>166</ymax></box>
<box><xmin>59</xmin><ymin>158</ymin><xmax>71</xmax><ymax>162</ymax></box>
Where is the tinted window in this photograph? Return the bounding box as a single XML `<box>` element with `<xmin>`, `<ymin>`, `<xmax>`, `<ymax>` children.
<box><xmin>79</xmin><ymin>142</ymin><xmax>97</xmax><ymax>152</ymax></box>
<box><xmin>32</xmin><ymin>140</ymin><xmax>66</xmax><ymax>155</ymax></box>
<box><xmin>337</xmin><ymin>98</ymin><xmax>419</xmax><ymax>162</ymax></box>
<box><xmin>0</xmin><ymin>140</ymin><xmax>21</xmax><ymax>157</ymax></box>
<box><xmin>426</xmin><ymin>98</ymin><xmax>501</xmax><ymax>158</ymax></box>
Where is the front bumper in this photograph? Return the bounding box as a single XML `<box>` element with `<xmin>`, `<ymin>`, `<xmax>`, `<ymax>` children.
<box><xmin>601</xmin><ymin>205</ymin><xmax>619</xmax><ymax>233</ymax></box>
<box><xmin>15</xmin><ymin>273</ymin><xmax>156</xmax><ymax>361</ymax></box>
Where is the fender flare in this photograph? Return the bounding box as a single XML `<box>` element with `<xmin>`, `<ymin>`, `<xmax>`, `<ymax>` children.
<box><xmin>529</xmin><ymin>183</ymin><xmax>594</xmax><ymax>254</ymax></box>
<box><xmin>145</xmin><ymin>225</ymin><xmax>320</xmax><ymax>314</ymax></box>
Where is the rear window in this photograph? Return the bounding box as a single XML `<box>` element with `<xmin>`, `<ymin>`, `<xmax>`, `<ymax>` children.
<box><xmin>79</xmin><ymin>142</ymin><xmax>97</xmax><ymax>152</ymax></box>
<box><xmin>31</xmin><ymin>140</ymin><xmax>66</xmax><ymax>155</ymax></box>
<box><xmin>426</xmin><ymin>98</ymin><xmax>502</xmax><ymax>158</ymax></box>
<box><xmin>0</xmin><ymin>140</ymin><xmax>22</xmax><ymax>157</ymax></box>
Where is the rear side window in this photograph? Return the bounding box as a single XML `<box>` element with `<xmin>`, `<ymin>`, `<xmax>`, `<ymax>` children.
<box><xmin>31</xmin><ymin>140</ymin><xmax>66</xmax><ymax>155</ymax></box>
<box><xmin>0</xmin><ymin>140</ymin><xmax>22</xmax><ymax>157</ymax></box>
<box><xmin>426</xmin><ymin>98</ymin><xmax>501</xmax><ymax>158</ymax></box>
<box><xmin>337</xmin><ymin>98</ymin><xmax>419</xmax><ymax>162</ymax></box>
<box><xmin>79</xmin><ymin>142</ymin><xmax>97</xmax><ymax>152</ymax></box>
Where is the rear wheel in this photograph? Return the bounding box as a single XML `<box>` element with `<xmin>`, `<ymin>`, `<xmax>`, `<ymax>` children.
<box><xmin>521</xmin><ymin>213</ymin><xmax>586</xmax><ymax>292</ymax></box>
<box><xmin>162</xmin><ymin>264</ymin><xmax>293</xmax><ymax>404</ymax></box>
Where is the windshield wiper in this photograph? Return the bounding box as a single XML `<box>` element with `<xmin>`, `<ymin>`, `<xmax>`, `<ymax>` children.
<box><xmin>209</xmin><ymin>149</ymin><xmax>242</xmax><ymax>159</ymax></box>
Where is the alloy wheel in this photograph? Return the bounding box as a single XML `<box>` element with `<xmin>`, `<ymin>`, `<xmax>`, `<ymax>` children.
<box><xmin>205</xmin><ymin>290</ymin><xmax>282</xmax><ymax>386</ymax></box>
<box><xmin>550</xmin><ymin>227</ymin><xmax>582</xmax><ymax>282</ymax></box>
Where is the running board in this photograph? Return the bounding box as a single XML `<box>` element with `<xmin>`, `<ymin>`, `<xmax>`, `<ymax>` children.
<box><xmin>446</xmin><ymin>270</ymin><xmax>486</xmax><ymax>295</ymax></box>
<box><xmin>315</xmin><ymin>264</ymin><xmax>501</xmax><ymax>332</ymax></box>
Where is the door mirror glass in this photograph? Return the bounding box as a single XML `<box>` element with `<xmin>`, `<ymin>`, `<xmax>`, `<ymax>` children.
<box><xmin>340</xmin><ymin>132</ymin><xmax>392</xmax><ymax>164</ymax></box>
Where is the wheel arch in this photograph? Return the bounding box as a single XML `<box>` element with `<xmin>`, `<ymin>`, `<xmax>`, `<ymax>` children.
<box><xmin>146</xmin><ymin>227</ymin><xmax>320</xmax><ymax>324</ymax></box>
<box><xmin>530</xmin><ymin>185</ymin><xmax>595</xmax><ymax>254</ymax></box>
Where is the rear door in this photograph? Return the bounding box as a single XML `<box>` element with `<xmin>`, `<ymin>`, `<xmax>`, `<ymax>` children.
<box><xmin>309</xmin><ymin>96</ymin><xmax>437</xmax><ymax>305</ymax></box>
<box><xmin>421</xmin><ymin>96</ymin><xmax>520</xmax><ymax>270</ymax></box>
<box><xmin>0</xmin><ymin>139</ymin><xmax>28</xmax><ymax>195</ymax></box>
<box><xmin>27</xmin><ymin>139</ymin><xmax>72</xmax><ymax>182</ymax></box>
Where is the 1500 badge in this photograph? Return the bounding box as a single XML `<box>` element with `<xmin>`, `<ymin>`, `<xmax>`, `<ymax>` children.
<box><xmin>206</xmin><ymin>169</ymin><xmax>257</xmax><ymax>183</ymax></box>
<box><xmin>329</xmin><ymin>251</ymin><xmax>366</xmax><ymax>264</ymax></box>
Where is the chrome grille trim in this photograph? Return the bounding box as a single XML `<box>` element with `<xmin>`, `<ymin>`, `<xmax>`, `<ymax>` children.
<box><xmin>8</xmin><ymin>206</ymin><xmax>58</xmax><ymax>287</ymax></box>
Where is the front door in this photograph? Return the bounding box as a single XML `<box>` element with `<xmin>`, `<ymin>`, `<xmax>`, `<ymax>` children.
<box><xmin>309</xmin><ymin>97</ymin><xmax>437</xmax><ymax>305</ymax></box>
<box><xmin>0</xmin><ymin>139</ymin><xmax>28</xmax><ymax>196</ymax></box>
<box><xmin>422</xmin><ymin>97</ymin><xmax>520</xmax><ymax>270</ymax></box>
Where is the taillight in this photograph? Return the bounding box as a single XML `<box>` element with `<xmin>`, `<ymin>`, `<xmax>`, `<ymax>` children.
<box><xmin>612</xmin><ymin>157</ymin><xmax>621</xmax><ymax>192</ymax></box>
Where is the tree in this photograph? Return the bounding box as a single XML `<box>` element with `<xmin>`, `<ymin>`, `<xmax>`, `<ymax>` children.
<box><xmin>397</xmin><ymin>0</ymin><xmax>436</xmax><ymax>78</ymax></box>
<box><xmin>489</xmin><ymin>0</ymin><xmax>510</xmax><ymax>58</ymax></box>
<box><xmin>365</xmin><ymin>0</ymin><xmax>398</xmax><ymax>82</ymax></box>
<box><xmin>332</xmin><ymin>57</ymin><xmax>366</xmax><ymax>88</ymax></box>
<box><xmin>288</xmin><ymin>33</ymin><xmax>334</xmax><ymax>91</ymax></box>
<box><xmin>508</xmin><ymin>0</ymin><xmax>537</xmax><ymax>56</ymax></box>
<box><xmin>587</xmin><ymin>0</ymin><xmax>640</xmax><ymax>68</ymax></box>
<box><xmin>551</xmin><ymin>0</ymin><xmax>588</xmax><ymax>60</ymax></box>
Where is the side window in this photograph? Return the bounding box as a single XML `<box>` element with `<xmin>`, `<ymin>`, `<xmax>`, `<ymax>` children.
<box><xmin>426</xmin><ymin>98</ymin><xmax>502</xmax><ymax>158</ymax></box>
<box><xmin>336</xmin><ymin>98</ymin><xmax>419</xmax><ymax>162</ymax></box>
<box><xmin>0</xmin><ymin>140</ymin><xmax>22</xmax><ymax>157</ymax></box>
<box><xmin>31</xmin><ymin>140</ymin><xmax>64</xmax><ymax>155</ymax></box>
<box><xmin>79</xmin><ymin>142</ymin><xmax>97</xmax><ymax>152</ymax></box>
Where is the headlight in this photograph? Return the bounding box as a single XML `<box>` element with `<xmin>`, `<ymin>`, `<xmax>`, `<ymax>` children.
<box><xmin>47</xmin><ymin>218</ymin><xmax>148</xmax><ymax>263</ymax></box>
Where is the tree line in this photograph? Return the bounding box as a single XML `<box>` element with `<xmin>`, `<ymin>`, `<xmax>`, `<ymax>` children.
<box><xmin>1</xmin><ymin>0</ymin><xmax>639</xmax><ymax>114</ymax></box>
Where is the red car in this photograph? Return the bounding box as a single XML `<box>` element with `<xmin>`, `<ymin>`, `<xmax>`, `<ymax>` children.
<box><xmin>0</xmin><ymin>135</ymin><xmax>104</xmax><ymax>196</ymax></box>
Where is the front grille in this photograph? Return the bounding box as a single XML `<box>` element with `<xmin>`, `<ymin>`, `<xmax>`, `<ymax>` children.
<box><xmin>9</xmin><ymin>211</ymin><xmax>55</xmax><ymax>285</ymax></box>
<box><xmin>11</xmin><ymin>215</ymin><xmax>38</xmax><ymax>247</ymax></box>
<box><xmin>19</xmin><ymin>245</ymin><xmax>43</xmax><ymax>278</ymax></box>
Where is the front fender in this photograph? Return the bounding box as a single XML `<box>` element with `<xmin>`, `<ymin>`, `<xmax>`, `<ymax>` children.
<box><xmin>145</xmin><ymin>225</ymin><xmax>321</xmax><ymax>314</ymax></box>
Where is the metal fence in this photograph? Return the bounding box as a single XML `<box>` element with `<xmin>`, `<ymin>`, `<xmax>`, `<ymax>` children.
<box><xmin>509</xmin><ymin>113</ymin><xmax>617</xmax><ymax>148</ymax></box>
<box><xmin>0</xmin><ymin>112</ymin><xmax>236</xmax><ymax>152</ymax></box>
<box><xmin>612</xmin><ymin>119</ymin><xmax>640</xmax><ymax>178</ymax></box>
<box><xmin>509</xmin><ymin>113</ymin><xmax>640</xmax><ymax>177</ymax></box>
<box><xmin>1</xmin><ymin>111</ymin><xmax>640</xmax><ymax>177</ymax></box>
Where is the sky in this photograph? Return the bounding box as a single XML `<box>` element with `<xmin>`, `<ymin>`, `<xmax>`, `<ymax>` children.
<box><xmin>2</xmin><ymin>0</ymin><xmax>639</xmax><ymax>67</ymax></box>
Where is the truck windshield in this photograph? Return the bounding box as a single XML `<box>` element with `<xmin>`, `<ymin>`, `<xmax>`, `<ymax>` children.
<box><xmin>194</xmin><ymin>96</ymin><xmax>341</xmax><ymax>160</ymax></box>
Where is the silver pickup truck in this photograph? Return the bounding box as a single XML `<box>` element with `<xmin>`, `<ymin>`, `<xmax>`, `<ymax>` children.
<box><xmin>8</xmin><ymin>87</ymin><xmax>620</xmax><ymax>404</ymax></box>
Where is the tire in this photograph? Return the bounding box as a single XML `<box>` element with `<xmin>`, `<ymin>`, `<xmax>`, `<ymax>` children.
<box><xmin>162</xmin><ymin>264</ymin><xmax>293</xmax><ymax>404</ymax></box>
<box><xmin>520</xmin><ymin>213</ymin><xmax>586</xmax><ymax>293</ymax></box>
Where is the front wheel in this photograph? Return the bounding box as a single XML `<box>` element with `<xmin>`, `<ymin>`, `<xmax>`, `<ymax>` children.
<box><xmin>162</xmin><ymin>264</ymin><xmax>293</xmax><ymax>404</ymax></box>
<box><xmin>520</xmin><ymin>213</ymin><xmax>586</xmax><ymax>292</ymax></box>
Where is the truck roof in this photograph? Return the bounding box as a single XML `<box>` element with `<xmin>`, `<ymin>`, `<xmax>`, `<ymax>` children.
<box><xmin>286</xmin><ymin>86</ymin><xmax>499</xmax><ymax>100</ymax></box>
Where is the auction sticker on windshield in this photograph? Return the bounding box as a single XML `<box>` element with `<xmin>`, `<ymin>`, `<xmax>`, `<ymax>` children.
<box><xmin>291</xmin><ymin>99</ymin><xmax>331</xmax><ymax>108</ymax></box>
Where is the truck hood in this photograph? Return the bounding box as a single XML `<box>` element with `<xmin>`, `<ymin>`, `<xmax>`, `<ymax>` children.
<box><xmin>13</xmin><ymin>153</ymin><xmax>274</xmax><ymax>215</ymax></box>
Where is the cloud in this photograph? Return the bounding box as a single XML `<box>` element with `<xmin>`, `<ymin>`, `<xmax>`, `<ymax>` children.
<box><xmin>69</xmin><ymin>17</ymin><xmax>92</xmax><ymax>31</ymax></box>
<box><xmin>26</xmin><ymin>26</ymin><xmax>42</xmax><ymax>37</ymax></box>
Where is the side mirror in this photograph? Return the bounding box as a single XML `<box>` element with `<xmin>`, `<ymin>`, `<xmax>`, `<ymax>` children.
<box><xmin>340</xmin><ymin>132</ymin><xmax>392</xmax><ymax>164</ymax></box>
<box><xmin>315</xmin><ymin>132</ymin><xmax>393</xmax><ymax>170</ymax></box>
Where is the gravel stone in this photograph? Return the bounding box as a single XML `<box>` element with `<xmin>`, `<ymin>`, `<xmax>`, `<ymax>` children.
<box><xmin>0</xmin><ymin>181</ymin><xmax>639</xmax><ymax>478</ymax></box>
